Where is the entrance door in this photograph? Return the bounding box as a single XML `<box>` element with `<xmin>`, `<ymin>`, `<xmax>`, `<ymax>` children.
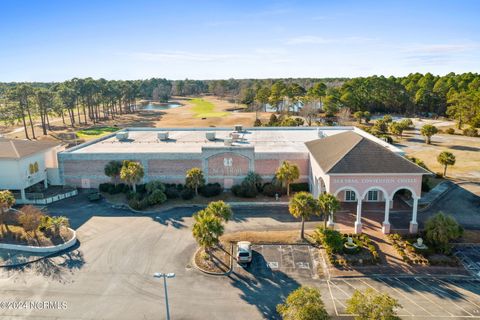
<box><xmin>81</xmin><ymin>178</ymin><xmax>91</xmax><ymax>189</ymax></box>
<box><xmin>224</xmin><ymin>178</ymin><xmax>234</xmax><ymax>189</ymax></box>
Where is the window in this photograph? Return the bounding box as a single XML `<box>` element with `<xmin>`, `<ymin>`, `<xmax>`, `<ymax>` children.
<box><xmin>367</xmin><ymin>190</ymin><xmax>379</xmax><ymax>201</ymax></box>
<box><xmin>345</xmin><ymin>190</ymin><xmax>356</xmax><ymax>201</ymax></box>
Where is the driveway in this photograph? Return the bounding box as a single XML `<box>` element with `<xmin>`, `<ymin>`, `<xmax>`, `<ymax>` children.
<box><xmin>1</xmin><ymin>196</ymin><xmax>480</xmax><ymax>319</ymax></box>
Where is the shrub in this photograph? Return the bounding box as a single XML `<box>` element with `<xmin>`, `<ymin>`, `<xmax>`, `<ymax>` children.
<box><xmin>181</xmin><ymin>188</ymin><xmax>195</xmax><ymax>200</ymax></box>
<box><xmin>446</xmin><ymin>128</ymin><xmax>455</xmax><ymax>135</ymax></box>
<box><xmin>379</xmin><ymin>134</ymin><xmax>393</xmax><ymax>144</ymax></box>
<box><xmin>126</xmin><ymin>191</ymin><xmax>142</xmax><ymax>201</ymax></box>
<box><xmin>290</xmin><ymin>182</ymin><xmax>309</xmax><ymax>192</ymax></box>
<box><xmin>18</xmin><ymin>205</ymin><xmax>44</xmax><ymax>236</ymax></box>
<box><xmin>253</xmin><ymin>118</ymin><xmax>262</xmax><ymax>127</ymax></box>
<box><xmin>114</xmin><ymin>183</ymin><xmax>129</xmax><ymax>194</ymax></box>
<box><xmin>135</xmin><ymin>183</ymin><xmax>147</xmax><ymax>194</ymax></box>
<box><xmin>421</xmin><ymin>177</ymin><xmax>431</xmax><ymax>192</ymax></box>
<box><xmin>128</xmin><ymin>198</ymin><xmax>150</xmax><ymax>210</ymax></box>
<box><xmin>231</xmin><ymin>185</ymin><xmax>242</xmax><ymax>197</ymax></box>
<box><xmin>262</xmin><ymin>183</ymin><xmax>284</xmax><ymax>197</ymax></box>
<box><xmin>38</xmin><ymin>216</ymin><xmax>53</xmax><ymax>233</ymax></box>
<box><xmin>99</xmin><ymin>183</ymin><xmax>113</xmax><ymax>193</ymax></box>
<box><xmin>463</xmin><ymin>127</ymin><xmax>479</xmax><ymax>137</ymax></box>
<box><xmin>199</xmin><ymin>183</ymin><xmax>222</xmax><ymax>198</ymax></box>
<box><xmin>148</xmin><ymin>189</ymin><xmax>167</xmax><ymax>205</ymax></box>
<box><xmin>165</xmin><ymin>186</ymin><xmax>180</xmax><ymax>199</ymax></box>
<box><xmin>425</xmin><ymin>212</ymin><xmax>463</xmax><ymax>254</ymax></box>
<box><xmin>146</xmin><ymin>180</ymin><xmax>166</xmax><ymax>194</ymax></box>
<box><xmin>315</xmin><ymin>227</ymin><xmax>344</xmax><ymax>253</ymax></box>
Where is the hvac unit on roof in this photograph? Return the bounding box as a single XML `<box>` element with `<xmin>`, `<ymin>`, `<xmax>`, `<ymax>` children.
<box><xmin>116</xmin><ymin>132</ymin><xmax>129</xmax><ymax>141</ymax></box>
<box><xmin>234</xmin><ymin>124</ymin><xmax>243</xmax><ymax>132</ymax></box>
<box><xmin>206</xmin><ymin>132</ymin><xmax>216</xmax><ymax>141</ymax></box>
<box><xmin>158</xmin><ymin>132</ymin><xmax>169</xmax><ymax>141</ymax></box>
<box><xmin>230</xmin><ymin>132</ymin><xmax>240</xmax><ymax>141</ymax></box>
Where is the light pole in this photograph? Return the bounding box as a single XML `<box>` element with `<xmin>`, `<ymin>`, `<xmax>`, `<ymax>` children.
<box><xmin>153</xmin><ymin>272</ymin><xmax>175</xmax><ymax>320</ymax></box>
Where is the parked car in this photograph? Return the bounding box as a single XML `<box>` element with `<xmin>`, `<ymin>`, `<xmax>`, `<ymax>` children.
<box><xmin>236</xmin><ymin>241</ymin><xmax>252</xmax><ymax>265</ymax></box>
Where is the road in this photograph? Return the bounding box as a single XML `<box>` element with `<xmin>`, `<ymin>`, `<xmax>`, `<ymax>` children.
<box><xmin>0</xmin><ymin>193</ymin><xmax>479</xmax><ymax>319</ymax></box>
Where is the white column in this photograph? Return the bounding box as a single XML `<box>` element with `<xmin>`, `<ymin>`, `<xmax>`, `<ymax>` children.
<box><xmin>382</xmin><ymin>199</ymin><xmax>391</xmax><ymax>234</ymax></box>
<box><xmin>43</xmin><ymin>179</ymin><xmax>48</xmax><ymax>189</ymax></box>
<box><xmin>354</xmin><ymin>198</ymin><xmax>362</xmax><ymax>234</ymax></box>
<box><xmin>409</xmin><ymin>197</ymin><xmax>419</xmax><ymax>234</ymax></box>
<box><xmin>20</xmin><ymin>188</ymin><xmax>26</xmax><ymax>201</ymax></box>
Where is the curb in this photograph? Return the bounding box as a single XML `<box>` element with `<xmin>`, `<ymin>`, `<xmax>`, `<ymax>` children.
<box><xmin>418</xmin><ymin>181</ymin><xmax>455</xmax><ymax>212</ymax></box>
<box><xmin>0</xmin><ymin>228</ymin><xmax>77</xmax><ymax>253</ymax></box>
<box><xmin>105</xmin><ymin>198</ymin><xmax>289</xmax><ymax>215</ymax></box>
<box><xmin>192</xmin><ymin>244</ymin><xmax>233</xmax><ymax>276</ymax></box>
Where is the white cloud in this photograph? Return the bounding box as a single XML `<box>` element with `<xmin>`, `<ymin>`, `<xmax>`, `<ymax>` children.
<box><xmin>285</xmin><ymin>35</ymin><xmax>375</xmax><ymax>45</ymax></box>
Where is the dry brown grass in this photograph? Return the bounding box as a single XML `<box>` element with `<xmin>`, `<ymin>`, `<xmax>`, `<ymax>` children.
<box><xmin>0</xmin><ymin>224</ymin><xmax>72</xmax><ymax>246</ymax></box>
<box><xmin>221</xmin><ymin>230</ymin><xmax>316</xmax><ymax>245</ymax></box>
<box><xmin>458</xmin><ymin>230</ymin><xmax>480</xmax><ymax>243</ymax></box>
<box><xmin>194</xmin><ymin>242</ymin><xmax>231</xmax><ymax>273</ymax></box>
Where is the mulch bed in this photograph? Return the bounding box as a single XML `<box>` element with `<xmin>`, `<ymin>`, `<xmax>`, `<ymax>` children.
<box><xmin>194</xmin><ymin>243</ymin><xmax>232</xmax><ymax>274</ymax></box>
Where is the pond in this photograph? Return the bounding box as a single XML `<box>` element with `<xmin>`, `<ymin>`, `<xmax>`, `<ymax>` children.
<box><xmin>138</xmin><ymin>101</ymin><xmax>182</xmax><ymax>110</ymax></box>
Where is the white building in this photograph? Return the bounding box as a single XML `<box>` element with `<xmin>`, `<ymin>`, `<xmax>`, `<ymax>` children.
<box><xmin>0</xmin><ymin>138</ymin><xmax>65</xmax><ymax>201</ymax></box>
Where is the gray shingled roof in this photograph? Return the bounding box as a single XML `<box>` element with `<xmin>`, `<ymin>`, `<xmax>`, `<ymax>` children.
<box><xmin>305</xmin><ymin>131</ymin><xmax>430</xmax><ymax>174</ymax></box>
<box><xmin>0</xmin><ymin>139</ymin><xmax>60</xmax><ymax>159</ymax></box>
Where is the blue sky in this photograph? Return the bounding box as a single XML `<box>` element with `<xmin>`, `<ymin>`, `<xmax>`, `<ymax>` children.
<box><xmin>0</xmin><ymin>0</ymin><xmax>479</xmax><ymax>81</ymax></box>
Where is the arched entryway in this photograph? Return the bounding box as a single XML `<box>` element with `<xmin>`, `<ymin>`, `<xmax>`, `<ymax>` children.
<box><xmin>390</xmin><ymin>187</ymin><xmax>419</xmax><ymax>234</ymax></box>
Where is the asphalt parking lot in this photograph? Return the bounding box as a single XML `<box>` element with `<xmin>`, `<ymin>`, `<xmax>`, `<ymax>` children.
<box><xmin>455</xmin><ymin>245</ymin><xmax>480</xmax><ymax>277</ymax></box>
<box><xmin>320</xmin><ymin>277</ymin><xmax>480</xmax><ymax>318</ymax></box>
<box><xmin>233</xmin><ymin>244</ymin><xmax>322</xmax><ymax>280</ymax></box>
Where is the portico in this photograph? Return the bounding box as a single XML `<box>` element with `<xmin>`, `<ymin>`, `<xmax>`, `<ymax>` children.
<box><xmin>306</xmin><ymin>131</ymin><xmax>430</xmax><ymax>234</ymax></box>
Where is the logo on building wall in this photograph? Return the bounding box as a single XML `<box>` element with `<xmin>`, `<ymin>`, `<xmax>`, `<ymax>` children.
<box><xmin>29</xmin><ymin>162</ymin><xmax>39</xmax><ymax>174</ymax></box>
<box><xmin>224</xmin><ymin>158</ymin><xmax>233</xmax><ymax>167</ymax></box>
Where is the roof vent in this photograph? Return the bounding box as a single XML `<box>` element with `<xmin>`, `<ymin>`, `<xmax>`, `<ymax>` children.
<box><xmin>234</xmin><ymin>125</ymin><xmax>243</xmax><ymax>132</ymax></box>
<box><xmin>317</xmin><ymin>129</ymin><xmax>326</xmax><ymax>139</ymax></box>
<box><xmin>116</xmin><ymin>132</ymin><xmax>129</xmax><ymax>141</ymax></box>
<box><xmin>224</xmin><ymin>138</ymin><xmax>233</xmax><ymax>146</ymax></box>
<box><xmin>206</xmin><ymin>132</ymin><xmax>216</xmax><ymax>141</ymax></box>
<box><xmin>158</xmin><ymin>132</ymin><xmax>169</xmax><ymax>141</ymax></box>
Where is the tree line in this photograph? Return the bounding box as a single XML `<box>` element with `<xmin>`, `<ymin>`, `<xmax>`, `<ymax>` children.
<box><xmin>1</xmin><ymin>73</ymin><xmax>479</xmax><ymax>139</ymax></box>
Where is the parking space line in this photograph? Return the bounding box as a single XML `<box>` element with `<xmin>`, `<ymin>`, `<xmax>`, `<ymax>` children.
<box><xmin>438</xmin><ymin>279</ymin><xmax>480</xmax><ymax>311</ymax></box>
<box><xmin>328</xmin><ymin>280</ymin><xmax>354</xmax><ymax>298</ymax></box>
<box><xmin>375</xmin><ymin>278</ymin><xmax>434</xmax><ymax>316</ymax></box>
<box><xmin>395</xmin><ymin>277</ymin><xmax>454</xmax><ymax>316</ymax></box>
<box><xmin>355</xmin><ymin>279</ymin><xmax>415</xmax><ymax>317</ymax></box>
<box><xmin>326</xmin><ymin>280</ymin><xmax>339</xmax><ymax>316</ymax></box>
<box><xmin>290</xmin><ymin>245</ymin><xmax>295</xmax><ymax>269</ymax></box>
<box><xmin>415</xmin><ymin>278</ymin><xmax>474</xmax><ymax>317</ymax></box>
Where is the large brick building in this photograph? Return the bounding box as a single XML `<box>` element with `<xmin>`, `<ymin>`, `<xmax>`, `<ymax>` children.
<box><xmin>58</xmin><ymin>126</ymin><xmax>429</xmax><ymax>234</ymax></box>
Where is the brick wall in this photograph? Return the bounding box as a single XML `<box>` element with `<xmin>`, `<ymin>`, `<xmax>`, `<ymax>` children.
<box><xmin>148</xmin><ymin>159</ymin><xmax>202</xmax><ymax>175</ymax></box>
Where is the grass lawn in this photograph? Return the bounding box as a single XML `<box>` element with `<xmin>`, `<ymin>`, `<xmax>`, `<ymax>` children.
<box><xmin>191</xmin><ymin>98</ymin><xmax>229</xmax><ymax>118</ymax></box>
<box><xmin>76</xmin><ymin>126</ymin><xmax>119</xmax><ymax>138</ymax></box>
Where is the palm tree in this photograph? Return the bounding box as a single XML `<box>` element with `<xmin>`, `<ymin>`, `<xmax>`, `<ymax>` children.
<box><xmin>192</xmin><ymin>210</ymin><xmax>224</xmax><ymax>252</ymax></box>
<box><xmin>318</xmin><ymin>193</ymin><xmax>341</xmax><ymax>229</ymax></box>
<box><xmin>437</xmin><ymin>151</ymin><xmax>456</xmax><ymax>176</ymax></box>
<box><xmin>120</xmin><ymin>160</ymin><xmax>144</xmax><ymax>192</ymax></box>
<box><xmin>205</xmin><ymin>201</ymin><xmax>233</xmax><ymax>222</ymax></box>
<box><xmin>289</xmin><ymin>192</ymin><xmax>320</xmax><ymax>239</ymax></box>
<box><xmin>275</xmin><ymin>161</ymin><xmax>300</xmax><ymax>197</ymax></box>
<box><xmin>0</xmin><ymin>190</ymin><xmax>15</xmax><ymax>234</ymax></box>
<box><xmin>50</xmin><ymin>216</ymin><xmax>69</xmax><ymax>238</ymax></box>
<box><xmin>185</xmin><ymin>167</ymin><xmax>205</xmax><ymax>196</ymax></box>
<box><xmin>104</xmin><ymin>161</ymin><xmax>123</xmax><ymax>185</ymax></box>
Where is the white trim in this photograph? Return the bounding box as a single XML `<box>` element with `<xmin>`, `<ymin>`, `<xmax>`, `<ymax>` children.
<box><xmin>334</xmin><ymin>186</ymin><xmax>360</xmax><ymax>199</ymax></box>
<box><xmin>390</xmin><ymin>186</ymin><xmax>418</xmax><ymax>200</ymax></box>
<box><xmin>361</xmin><ymin>186</ymin><xmax>389</xmax><ymax>200</ymax></box>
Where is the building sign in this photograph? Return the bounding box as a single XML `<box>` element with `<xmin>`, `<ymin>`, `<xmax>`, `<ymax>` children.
<box><xmin>332</xmin><ymin>178</ymin><xmax>417</xmax><ymax>184</ymax></box>
<box><xmin>210</xmin><ymin>167</ymin><xmax>245</xmax><ymax>176</ymax></box>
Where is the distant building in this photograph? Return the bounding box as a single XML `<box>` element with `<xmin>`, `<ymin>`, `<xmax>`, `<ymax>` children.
<box><xmin>0</xmin><ymin>138</ymin><xmax>65</xmax><ymax>201</ymax></box>
<box><xmin>58</xmin><ymin>126</ymin><xmax>429</xmax><ymax>234</ymax></box>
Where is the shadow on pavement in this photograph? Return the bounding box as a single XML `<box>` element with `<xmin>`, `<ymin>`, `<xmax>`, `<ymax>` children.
<box><xmin>228</xmin><ymin>254</ymin><xmax>300</xmax><ymax>319</ymax></box>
